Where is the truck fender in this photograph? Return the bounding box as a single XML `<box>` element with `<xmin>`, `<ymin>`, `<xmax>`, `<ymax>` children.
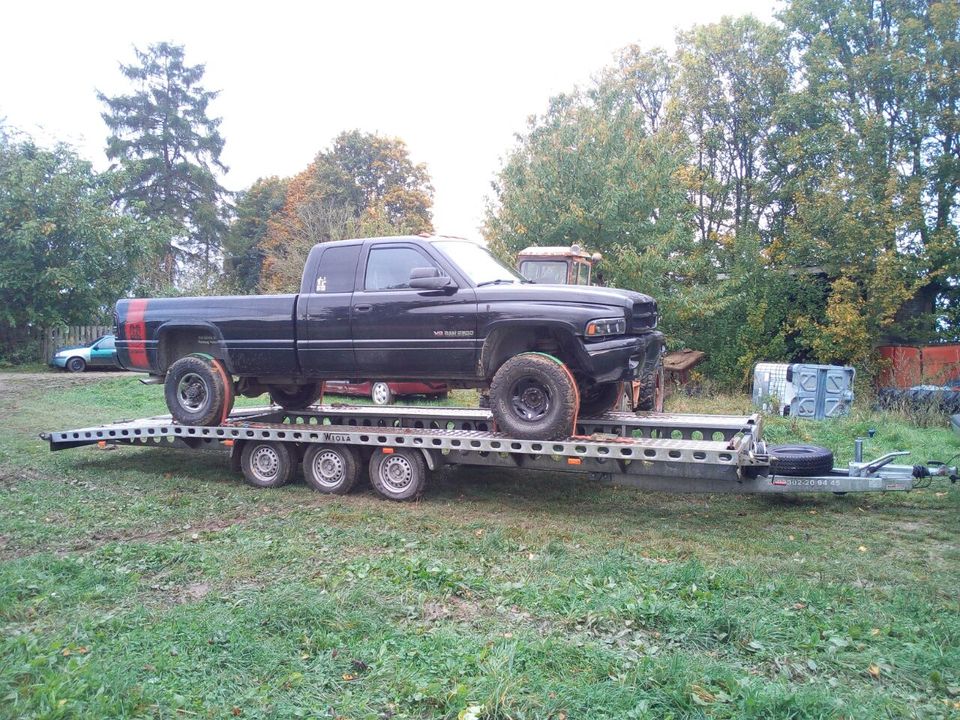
<box><xmin>156</xmin><ymin>322</ymin><xmax>231</xmax><ymax>373</ymax></box>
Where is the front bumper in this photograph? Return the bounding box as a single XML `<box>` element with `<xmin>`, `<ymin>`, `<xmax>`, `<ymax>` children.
<box><xmin>578</xmin><ymin>331</ymin><xmax>664</xmax><ymax>385</ymax></box>
<box><xmin>50</xmin><ymin>356</ymin><xmax>67</xmax><ymax>369</ymax></box>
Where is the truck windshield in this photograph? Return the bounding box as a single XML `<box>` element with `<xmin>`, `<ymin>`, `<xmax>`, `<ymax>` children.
<box><xmin>433</xmin><ymin>241</ymin><xmax>525</xmax><ymax>286</ymax></box>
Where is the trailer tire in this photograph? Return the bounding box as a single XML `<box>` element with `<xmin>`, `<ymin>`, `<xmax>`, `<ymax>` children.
<box><xmin>489</xmin><ymin>353</ymin><xmax>577</xmax><ymax>440</ymax></box>
<box><xmin>268</xmin><ymin>383</ymin><xmax>323</xmax><ymax>410</ymax></box>
<box><xmin>369</xmin><ymin>448</ymin><xmax>426</xmax><ymax>501</ymax></box>
<box><xmin>303</xmin><ymin>444</ymin><xmax>360</xmax><ymax>494</ymax></box>
<box><xmin>164</xmin><ymin>354</ymin><xmax>230</xmax><ymax>426</ymax></box>
<box><xmin>768</xmin><ymin>444</ymin><xmax>834</xmax><ymax>477</ymax></box>
<box><xmin>240</xmin><ymin>440</ymin><xmax>295</xmax><ymax>488</ymax></box>
<box><xmin>579</xmin><ymin>382</ymin><xmax>621</xmax><ymax>416</ymax></box>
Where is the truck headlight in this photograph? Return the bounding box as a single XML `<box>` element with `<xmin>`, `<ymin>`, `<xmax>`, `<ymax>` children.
<box><xmin>585</xmin><ymin>317</ymin><xmax>626</xmax><ymax>337</ymax></box>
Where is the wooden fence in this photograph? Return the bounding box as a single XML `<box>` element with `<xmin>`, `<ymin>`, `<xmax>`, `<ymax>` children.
<box><xmin>0</xmin><ymin>326</ymin><xmax>113</xmax><ymax>364</ymax></box>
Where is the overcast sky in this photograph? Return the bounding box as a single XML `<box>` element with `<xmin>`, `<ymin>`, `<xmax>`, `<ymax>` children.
<box><xmin>1</xmin><ymin>0</ymin><xmax>777</xmax><ymax>239</ymax></box>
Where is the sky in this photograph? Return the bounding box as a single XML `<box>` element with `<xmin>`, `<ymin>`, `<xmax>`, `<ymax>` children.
<box><xmin>1</xmin><ymin>0</ymin><xmax>777</xmax><ymax>240</ymax></box>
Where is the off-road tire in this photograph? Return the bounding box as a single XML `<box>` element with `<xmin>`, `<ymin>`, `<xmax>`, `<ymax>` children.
<box><xmin>489</xmin><ymin>353</ymin><xmax>578</xmax><ymax>440</ymax></box>
<box><xmin>164</xmin><ymin>354</ymin><xmax>229</xmax><ymax>426</ymax></box>
<box><xmin>66</xmin><ymin>356</ymin><xmax>86</xmax><ymax>373</ymax></box>
<box><xmin>369</xmin><ymin>448</ymin><xmax>426</xmax><ymax>501</ymax></box>
<box><xmin>578</xmin><ymin>382</ymin><xmax>622</xmax><ymax>417</ymax></box>
<box><xmin>371</xmin><ymin>382</ymin><xmax>394</xmax><ymax>406</ymax></box>
<box><xmin>240</xmin><ymin>440</ymin><xmax>296</xmax><ymax>488</ymax></box>
<box><xmin>637</xmin><ymin>363</ymin><xmax>665</xmax><ymax>412</ymax></box>
<box><xmin>768</xmin><ymin>445</ymin><xmax>834</xmax><ymax>477</ymax></box>
<box><xmin>268</xmin><ymin>382</ymin><xmax>323</xmax><ymax>410</ymax></box>
<box><xmin>303</xmin><ymin>444</ymin><xmax>360</xmax><ymax>494</ymax></box>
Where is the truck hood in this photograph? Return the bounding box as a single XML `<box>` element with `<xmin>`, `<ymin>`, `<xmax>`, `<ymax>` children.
<box><xmin>474</xmin><ymin>282</ymin><xmax>654</xmax><ymax>309</ymax></box>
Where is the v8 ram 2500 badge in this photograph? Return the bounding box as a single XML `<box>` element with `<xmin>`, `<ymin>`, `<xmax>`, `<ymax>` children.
<box><xmin>114</xmin><ymin>236</ymin><xmax>664</xmax><ymax>439</ymax></box>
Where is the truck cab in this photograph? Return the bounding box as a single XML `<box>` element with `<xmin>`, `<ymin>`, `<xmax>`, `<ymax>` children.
<box><xmin>517</xmin><ymin>245</ymin><xmax>602</xmax><ymax>286</ymax></box>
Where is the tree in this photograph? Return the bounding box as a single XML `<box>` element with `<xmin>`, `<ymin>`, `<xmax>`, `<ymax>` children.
<box><xmin>99</xmin><ymin>42</ymin><xmax>230</xmax><ymax>285</ymax></box>
<box><xmin>0</xmin><ymin>128</ymin><xmax>155</xmax><ymax>348</ymax></box>
<box><xmin>258</xmin><ymin>131</ymin><xmax>434</xmax><ymax>292</ymax></box>
<box><xmin>223</xmin><ymin>177</ymin><xmax>288</xmax><ymax>293</ymax></box>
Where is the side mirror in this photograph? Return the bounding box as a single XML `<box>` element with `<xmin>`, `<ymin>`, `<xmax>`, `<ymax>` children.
<box><xmin>409</xmin><ymin>267</ymin><xmax>456</xmax><ymax>291</ymax></box>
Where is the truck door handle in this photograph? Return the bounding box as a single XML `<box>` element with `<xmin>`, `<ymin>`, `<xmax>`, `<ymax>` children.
<box><xmin>354</xmin><ymin>304</ymin><xmax>372</xmax><ymax>313</ymax></box>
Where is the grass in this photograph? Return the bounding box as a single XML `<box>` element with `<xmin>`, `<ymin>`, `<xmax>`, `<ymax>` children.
<box><xmin>0</xmin><ymin>372</ymin><xmax>958</xmax><ymax>719</ymax></box>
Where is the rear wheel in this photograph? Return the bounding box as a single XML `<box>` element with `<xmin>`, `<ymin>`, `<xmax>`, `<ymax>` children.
<box><xmin>303</xmin><ymin>444</ymin><xmax>360</xmax><ymax>494</ymax></box>
<box><xmin>66</xmin><ymin>356</ymin><xmax>86</xmax><ymax>373</ymax></box>
<box><xmin>240</xmin><ymin>440</ymin><xmax>296</xmax><ymax>488</ymax></box>
<box><xmin>371</xmin><ymin>382</ymin><xmax>394</xmax><ymax>406</ymax></box>
<box><xmin>164</xmin><ymin>354</ymin><xmax>231</xmax><ymax>425</ymax></box>
<box><xmin>489</xmin><ymin>353</ymin><xmax>578</xmax><ymax>439</ymax></box>
<box><xmin>268</xmin><ymin>383</ymin><xmax>323</xmax><ymax>410</ymax></box>
<box><xmin>578</xmin><ymin>382</ymin><xmax>621</xmax><ymax>416</ymax></box>
<box><xmin>369</xmin><ymin>449</ymin><xmax>426</xmax><ymax>501</ymax></box>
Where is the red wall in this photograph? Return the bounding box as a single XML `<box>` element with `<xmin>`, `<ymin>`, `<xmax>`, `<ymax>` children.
<box><xmin>878</xmin><ymin>345</ymin><xmax>960</xmax><ymax>388</ymax></box>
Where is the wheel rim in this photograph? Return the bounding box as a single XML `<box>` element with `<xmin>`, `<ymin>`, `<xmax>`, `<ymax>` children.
<box><xmin>372</xmin><ymin>383</ymin><xmax>390</xmax><ymax>405</ymax></box>
<box><xmin>312</xmin><ymin>450</ymin><xmax>345</xmax><ymax>488</ymax></box>
<box><xmin>250</xmin><ymin>445</ymin><xmax>280</xmax><ymax>483</ymax></box>
<box><xmin>68</xmin><ymin>358</ymin><xmax>83</xmax><ymax>372</ymax></box>
<box><xmin>509</xmin><ymin>378</ymin><xmax>551</xmax><ymax>421</ymax></box>
<box><xmin>177</xmin><ymin>372</ymin><xmax>209</xmax><ymax>412</ymax></box>
<box><xmin>379</xmin><ymin>455</ymin><xmax>413</xmax><ymax>493</ymax></box>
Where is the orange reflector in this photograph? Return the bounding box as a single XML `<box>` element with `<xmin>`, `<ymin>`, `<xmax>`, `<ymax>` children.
<box><xmin>221</xmin><ymin>439</ymin><xmax>234</xmax><ymax>447</ymax></box>
<box><xmin>382</xmin><ymin>447</ymin><xmax>394</xmax><ymax>454</ymax></box>
<box><xmin>97</xmin><ymin>441</ymin><xmax>107</xmax><ymax>448</ymax></box>
<box><xmin>567</xmin><ymin>457</ymin><xmax>582</xmax><ymax>465</ymax></box>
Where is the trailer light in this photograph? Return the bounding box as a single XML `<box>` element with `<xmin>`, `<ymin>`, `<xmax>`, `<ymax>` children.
<box><xmin>382</xmin><ymin>447</ymin><xmax>394</xmax><ymax>454</ymax></box>
<box><xmin>585</xmin><ymin>318</ymin><xmax>626</xmax><ymax>337</ymax></box>
<box><xmin>567</xmin><ymin>457</ymin><xmax>582</xmax><ymax>465</ymax></box>
<box><xmin>221</xmin><ymin>439</ymin><xmax>234</xmax><ymax>447</ymax></box>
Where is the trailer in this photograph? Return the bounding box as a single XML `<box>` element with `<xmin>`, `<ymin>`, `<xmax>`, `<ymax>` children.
<box><xmin>41</xmin><ymin>404</ymin><xmax>956</xmax><ymax>500</ymax></box>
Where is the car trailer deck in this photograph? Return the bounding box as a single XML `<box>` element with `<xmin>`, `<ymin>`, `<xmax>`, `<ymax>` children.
<box><xmin>41</xmin><ymin>405</ymin><xmax>955</xmax><ymax>500</ymax></box>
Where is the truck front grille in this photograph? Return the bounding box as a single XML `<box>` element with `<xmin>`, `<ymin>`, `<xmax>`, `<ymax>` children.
<box><xmin>631</xmin><ymin>301</ymin><xmax>658</xmax><ymax>332</ymax></box>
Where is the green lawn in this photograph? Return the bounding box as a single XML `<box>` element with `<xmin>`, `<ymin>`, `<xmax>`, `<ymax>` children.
<box><xmin>0</xmin><ymin>371</ymin><xmax>958</xmax><ymax>719</ymax></box>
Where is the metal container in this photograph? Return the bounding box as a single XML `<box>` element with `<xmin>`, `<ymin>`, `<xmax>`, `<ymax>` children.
<box><xmin>753</xmin><ymin>362</ymin><xmax>855</xmax><ymax>419</ymax></box>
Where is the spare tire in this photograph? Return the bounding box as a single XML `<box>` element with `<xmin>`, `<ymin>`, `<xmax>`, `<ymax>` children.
<box><xmin>768</xmin><ymin>444</ymin><xmax>834</xmax><ymax>477</ymax></box>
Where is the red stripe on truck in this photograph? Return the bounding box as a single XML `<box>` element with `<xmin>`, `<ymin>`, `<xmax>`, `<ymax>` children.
<box><xmin>126</xmin><ymin>299</ymin><xmax>149</xmax><ymax>368</ymax></box>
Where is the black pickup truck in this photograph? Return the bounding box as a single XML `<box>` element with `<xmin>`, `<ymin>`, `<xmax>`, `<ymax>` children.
<box><xmin>115</xmin><ymin>236</ymin><xmax>663</xmax><ymax>439</ymax></box>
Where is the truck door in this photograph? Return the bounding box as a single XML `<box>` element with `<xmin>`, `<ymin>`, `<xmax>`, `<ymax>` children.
<box><xmin>352</xmin><ymin>242</ymin><xmax>477</xmax><ymax>377</ymax></box>
<box><xmin>298</xmin><ymin>243</ymin><xmax>361</xmax><ymax>374</ymax></box>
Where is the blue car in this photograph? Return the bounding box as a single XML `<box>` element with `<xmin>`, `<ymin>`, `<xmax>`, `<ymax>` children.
<box><xmin>50</xmin><ymin>335</ymin><xmax>119</xmax><ymax>373</ymax></box>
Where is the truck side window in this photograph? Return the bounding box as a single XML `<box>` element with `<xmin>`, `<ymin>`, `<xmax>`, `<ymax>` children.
<box><xmin>364</xmin><ymin>247</ymin><xmax>437</xmax><ymax>291</ymax></box>
<box><xmin>314</xmin><ymin>245</ymin><xmax>361</xmax><ymax>293</ymax></box>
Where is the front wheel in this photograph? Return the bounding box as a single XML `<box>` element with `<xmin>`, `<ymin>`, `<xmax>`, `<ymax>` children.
<box><xmin>268</xmin><ymin>383</ymin><xmax>323</xmax><ymax>410</ymax></box>
<box><xmin>370</xmin><ymin>382</ymin><xmax>394</xmax><ymax>406</ymax></box>
<box><xmin>66</xmin><ymin>356</ymin><xmax>86</xmax><ymax>373</ymax></box>
<box><xmin>637</xmin><ymin>363</ymin><xmax>665</xmax><ymax>412</ymax></box>
<box><xmin>489</xmin><ymin>353</ymin><xmax>578</xmax><ymax>440</ymax></box>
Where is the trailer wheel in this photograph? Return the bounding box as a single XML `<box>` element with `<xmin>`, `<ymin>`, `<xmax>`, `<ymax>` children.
<box><xmin>164</xmin><ymin>354</ymin><xmax>230</xmax><ymax>426</ymax></box>
<box><xmin>769</xmin><ymin>444</ymin><xmax>834</xmax><ymax>477</ymax></box>
<box><xmin>637</xmin><ymin>363</ymin><xmax>665</xmax><ymax>412</ymax></box>
<box><xmin>240</xmin><ymin>440</ymin><xmax>295</xmax><ymax>488</ymax></box>
<box><xmin>489</xmin><ymin>353</ymin><xmax>577</xmax><ymax>440</ymax></box>
<box><xmin>268</xmin><ymin>383</ymin><xmax>323</xmax><ymax>410</ymax></box>
<box><xmin>579</xmin><ymin>382</ymin><xmax>621</xmax><ymax>416</ymax></box>
<box><xmin>369</xmin><ymin>449</ymin><xmax>426</xmax><ymax>501</ymax></box>
<box><xmin>303</xmin><ymin>444</ymin><xmax>360</xmax><ymax>494</ymax></box>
